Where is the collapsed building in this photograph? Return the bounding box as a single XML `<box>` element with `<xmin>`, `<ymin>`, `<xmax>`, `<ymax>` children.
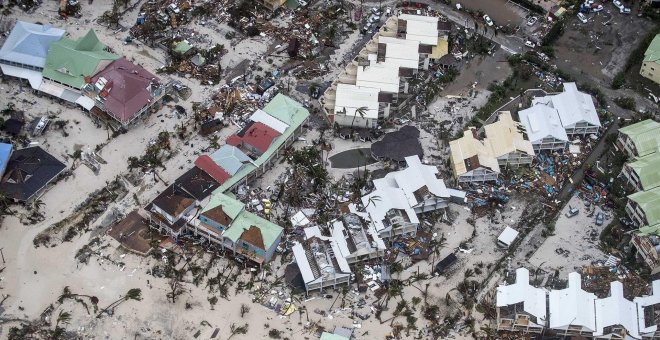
<box><xmin>449</xmin><ymin>111</ymin><xmax>534</xmax><ymax>183</ymax></box>
<box><xmin>351</xmin><ymin>155</ymin><xmax>464</xmax><ymax>239</ymax></box>
<box><xmin>145</xmin><ymin>94</ymin><xmax>309</xmax><ymax>265</ymax></box>
<box><xmin>497</xmin><ymin>268</ymin><xmax>660</xmax><ymax>339</ymax></box>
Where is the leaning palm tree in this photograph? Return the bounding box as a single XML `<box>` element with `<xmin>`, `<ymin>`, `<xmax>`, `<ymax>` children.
<box><xmin>428</xmin><ymin>233</ymin><xmax>447</xmax><ymax>275</ymax></box>
<box><xmin>363</xmin><ymin>195</ymin><xmax>382</xmax><ymax>211</ymax></box>
<box><xmin>96</xmin><ymin>288</ymin><xmax>142</xmax><ymax>318</ymax></box>
<box><xmin>349</xmin><ymin>106</ymin><xmax>368</xmax><ymax>134</ymax></box>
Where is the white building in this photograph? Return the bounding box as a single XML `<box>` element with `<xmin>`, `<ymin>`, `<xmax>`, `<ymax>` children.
<box><xmin>519</xmin><ymin>104</ymin><xmax>569</xmax><ymax>151</ymax></box>
<box><xmin>496</xmin><ymin>268</ymin><xmax>547</xmax><ymax>334</ymax></box>
<box><xmin>594</xmin><ymin>281</ymin><xmax>640</xmax><ymax>339</ymax></box>
<box><xmin>333</xmin><ymin>84</ymin><xmax>383</xmax><ymax>129</ymax></box>
<box><xmin>634</xmin><ymin>280</ymin><xmax>660</xmax><ymax>338</ymax></box>
<box><xmin>329</xmin><ymin>214</ymin><xmax>387</xmax><ymax>264</ymax></box>
<box><xmin>356</xmin><ymin>155</ymin><xmax>462</xmax><ymax>239</ymax></box>
<box><xmin>548</xmin><ymin>272</ymin><xmax>597</xmax><ymax>336</ymax></box>
<box><xmin>377</xmin><ymin>36</ymin><xmax>421</xmax><ymax>70</ymax></box>
<box><xmin>531</xmin><ymin>83</ymin><xmax>601</xmax><ymax>136</ymax></box>
<box><xmin>292</xmin><ymin>235</ymin><xmax>352</xmax><ymax>293</ymax></box>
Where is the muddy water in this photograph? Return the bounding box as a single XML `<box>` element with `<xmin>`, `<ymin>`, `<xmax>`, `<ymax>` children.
<box><xmin>457</xmin><ymin>0</ymin><xmax>527</xmax><ymax>25</ymax></box>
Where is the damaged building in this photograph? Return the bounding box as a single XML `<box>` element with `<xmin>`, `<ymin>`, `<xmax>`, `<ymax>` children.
<box><xmin>449</xmin><ymin>111</ymin><xmax>534</xmax><ymax>183</ymax></box>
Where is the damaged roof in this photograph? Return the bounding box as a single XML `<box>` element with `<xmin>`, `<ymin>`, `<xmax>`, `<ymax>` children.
<box><xmin>223</xmin><ymin>210</ymin><xmax>282</xmax><ymax>250</ymax></box>
<box><xmin>0</xmin><ymin>146</ymin><xmax>66</xmax><ymax>202</ymax></box>
<box><xmin>531</xmin><ymin>83</ymin><xmax>601</xmax><ymax>128</ymax></box>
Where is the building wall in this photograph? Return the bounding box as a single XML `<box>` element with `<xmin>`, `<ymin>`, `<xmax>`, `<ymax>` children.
<box><xmin>631</xmin><ymin>233</ymin><xmax>660</xmax><ymax>268</ymax></box>
<box><xmin>626</xmin><ymin>200</ymin><xmax>648</xmax><ymax>228</ymax></box>
<box><xmin>641</xmin><ymin>60</ymin><xmax>660</xmax><ymax>85</ymax></box>
<box><xmin>622</xmin><ymin>164</ymin><xmax>644</xmax><ymax>192</ymax></box>
<box><xmin>616</xmin><ymin>133</ymin><xmax>638</xmax><ymax>158</ymax></box>
<box><xmin>413</xmin><ymin>197</ymin><xmax>449</xmax><ymax>214</ymax></box>
<box><xmin>345</xmin><ymin>249</ymin><xmax>384</xmax><ymax>264</ymax></box>
<box><xmin>532</xmin><ymin>137</ymin><xmax>567</xmax><ymax>151</ymax></box>
<box><xmin>333</xmin><ymin>113</ymin><xmax>377</xmax><ymax>128</ymax></box>
<box><xmin>497</xmin><ymin>151</ymin><xmax>534</xmax><ymax>167</ymax></box>
<box><xmin>263</xmin><ymin>232</ymin><xmax>282</xmax><ymax>263</ymax></box>
<box><xmin>458</xmin><ymin>167</ymin><xmax>499</xmax><ymax>183</ymax></box>
<box><xmin>564</xmin><ymin>122</ymin><xmax>600</xmax><ymax>136</ymax></box>
<box><xmin>305</xmin><ymin>274</ymin><xmax>351</xmax><ymax>292</ymax></box>
<box><xmin>198</xmin><ymin>215</ymin><xmax>227</xmax><ymax>233</ymax></box>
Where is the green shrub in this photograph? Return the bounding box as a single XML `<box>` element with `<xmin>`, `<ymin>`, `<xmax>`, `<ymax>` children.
<box><xmin>611</xmin><ymin>72</ymin><xmax>626</xmax><ymax>89</ymax></box>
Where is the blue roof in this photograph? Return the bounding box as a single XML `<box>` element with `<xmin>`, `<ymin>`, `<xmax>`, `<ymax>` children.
<box><xmin>209</xmin><ymin>145</ymin><xmax>253</xmax><ymax>176</ymax></box>
<box><xmin>0</xmin><ymin>21</ymin><xmax>65</xmax><ymax>68</ymax></box>
<box><xmin>0</xmin><ymin>143</ymin><xmax>13</xmax><ymax>174</ymax></box>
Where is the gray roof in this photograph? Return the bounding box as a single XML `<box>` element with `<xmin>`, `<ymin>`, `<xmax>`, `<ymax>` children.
<box><xmin>531</xmin><ymin>83</ymin><xmax>601</xmax><ymax>129</ymax></box>
<box><xmin>0</xmin><ymin>21</ymin><xmax>65</xmax><ymax>68</ymax></box>
<box><xmin>209</xmin><ymin>144</ymin><xmax>252</xmax><ymax>176</ymax></box>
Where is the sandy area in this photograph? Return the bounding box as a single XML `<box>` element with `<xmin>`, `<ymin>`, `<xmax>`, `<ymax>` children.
<box><xmin>528</xmin><ymin>195</ymin><xmax>612</xmax><ymax>277</ymax></box>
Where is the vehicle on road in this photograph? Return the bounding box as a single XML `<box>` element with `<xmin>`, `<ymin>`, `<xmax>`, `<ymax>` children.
<box><xmin>595</xmin><ymin>212</ymin><xmax>605</xmax><ymax>226</ymax></box>
<box><xmin>526</xmin><ymin>16</ymin><xmax>538</xmax><ymax>26</ymax></box>
<box><xmin>592</xmin><ymin>4</ymin><xmax>604</xmax><ymax>12</ymax></box>
<box><xmin>620</xmin><ymin>7</ymin><xmax>631</xmax><ymax>13</ymax></box>
<box><xmin>524</xmin><ymin>40</ymin><xmax>536</xmax><ymax>48</ymax></box>
<box><xmin>577</xmin><ymin>12</ymin><xmax>588</xmax><ymax>23</ymax></box>
<box><xmin>613</xmin><ymin>0</ymin><xmax>624</xmax><ymax>10</ymax></box>
<box><xmin>483</xmin><ymin>14</ymin><xmax>493</xmax><ymax>26</ymax></box>
<box><xmin>565</xmin><ymin>206</ymin><xmax>580</xmax><ymax>218</ymax></box>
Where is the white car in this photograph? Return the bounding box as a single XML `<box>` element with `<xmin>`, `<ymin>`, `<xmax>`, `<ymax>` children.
<box><xmin>524</xmin><ymin>40</ymin><xmax>536</xmax><ymax>48</ymax></box>
<box><xmin>483</xmin><ymin>14</ymin><xmax>493</xmax><ymax>27</ymax></box>
<box><xmin>526</xmin><ymin>16</ymin><xmax>538</xmax><ymax>26</ymax></box>
<box><xmin>592</xmin><ymin>4</ymin><xmax>604</xmax><ymax>12</ymax></box>
<box><xmin>620</xmin><ymin>7</ymin><xmax>631</xmax><ymax>13</ymax></box>
<box><xmin>613</xmin><ymin>0</ymin><xmax>624</xmax><ymax>10</ymax></box>
<box><xmin>577</xmin><ymin>12</ymin><xmax>588</xmax><ymax>23</ymax></box>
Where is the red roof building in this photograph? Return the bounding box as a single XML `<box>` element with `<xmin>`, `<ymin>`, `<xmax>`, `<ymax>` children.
<box><xmin>194</xmin><ymin>155</ymin><xmax>231</xmax><ymax>184</ymax></box>
<box><xmin>88</xmin><ymin>57</ymin><xmax>162</xmax><ymax>125</ymax></box>
<box><xmin>227</xmin><ymin>121</ymin><xmax>281</xmax><ymax>156</ymax></box>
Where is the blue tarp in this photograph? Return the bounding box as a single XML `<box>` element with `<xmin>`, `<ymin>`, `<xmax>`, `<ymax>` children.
<box><xmin>0</xmin><ymin>143</ymin><xmax>13</xmax><ymax>176</ymax></box>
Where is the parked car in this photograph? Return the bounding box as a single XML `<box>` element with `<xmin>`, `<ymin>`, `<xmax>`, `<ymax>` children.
<box><xmin>620</xmin><ymin>7</ymin><xmax>631</xmax><ymax>13</ymax></box>
<box><xmin>592</xmin><ymin>4</ymin><xmax>604</xmax><ymax>12</ymax></box>
<box><xmin>595</xmin><ymin>212</ymin><xmax>605</xmax><ymax>226</ymax></box>
<box><xmin>577</xmin><ymin>12</ymin><xmax>588</xmax><ymax>23</ymax></box>
<box><xmin>613</xmin><ymin>0</ymin><xmax>624</xmax><ymax>10</ymax></box>
<box><xmin>483</xmin><ymin>14</ymin><xmax>493</xmax><ymax>26</ymax></box>
<box><xmin>526</xmin><ymin>16</ymin><xmax>538</xmax><ymax>26</ymax></box>
<box><xmin>565</xmin><ymin>206</ymin><xmax>580</xmax><ymax>218</ymax></box>
<box><xmin>524</xmin><ymin>40</ymin><xmax>536</xmax><ymax>48</ymax></box>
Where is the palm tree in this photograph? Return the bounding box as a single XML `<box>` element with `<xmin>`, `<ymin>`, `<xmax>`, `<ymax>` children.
<box><xmin>363</xmin><ymin>195</ymin><xmax>381</xmax><ymax>211</ymax></box>
<box><xmin>349</xmin><ymin>106</ymin><xmax>368</xmax><ymax>134</ymax></box>
<box><xmin>96</xmin><ymin>288</ymin><xmax>142</xmax><ymax>318</ymax></box>
<box><xmin>429</xmin><ymin>233</ymin><xmax>447</xmax><ymax>275</ymax></box>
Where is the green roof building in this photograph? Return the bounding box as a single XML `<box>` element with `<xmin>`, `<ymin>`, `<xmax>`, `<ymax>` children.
<box><xmin>616</xmin><ymin>119</ymin><xmax>660</xmax><ymax>158</ymax></box>
<box><xmin>624</xmin><ymin>153</ymin><xmax>660</xmax><ymax>192</ymax></box>
<box><xmin>42</xmin><ymin>30</ymin><xmax>118</xmax><ymax>89</ymax></box>
<box><xmin>641</xmin><ymin>34</ymin><xmax>660</xmax><ymax>85</ymax></box>
<box><xmin>627</xmin><ymin>186</ymin><xmax>660</xmax><ymax>230</ymax></box>
<box><xmin>222</xmin><ymin>210</ymin><xmax>283</xmax><ymax>264</ymax></box>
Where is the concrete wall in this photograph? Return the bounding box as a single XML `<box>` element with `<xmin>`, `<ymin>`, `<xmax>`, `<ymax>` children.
<box><xmin>641</xmin><ymin>61</ymin><xmax>660</xmax><ymax>85</ymax></box>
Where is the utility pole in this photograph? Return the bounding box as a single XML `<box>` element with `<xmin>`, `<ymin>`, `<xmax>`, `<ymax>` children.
<box><xmin>0</xmin><ymin>248</ymin><xmax>4</xmax><ymax>264</ymax></box>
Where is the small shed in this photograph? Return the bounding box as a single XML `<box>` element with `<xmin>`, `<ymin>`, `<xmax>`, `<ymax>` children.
<box><xmin>497</xmin><ymin>226</ymin><xmax>519</xmax><ymax>248</ymax></box>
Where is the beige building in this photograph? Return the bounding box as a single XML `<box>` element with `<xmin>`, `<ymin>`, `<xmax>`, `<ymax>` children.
<box><xmin>640</xmin><ymin>34</ymin><xmax>660</xmax><ymax>85</ymax></box>
<box><xmin>450</xmin><ymin>111</ymin><xmax>534</xmax><ymax>183</ymax></box>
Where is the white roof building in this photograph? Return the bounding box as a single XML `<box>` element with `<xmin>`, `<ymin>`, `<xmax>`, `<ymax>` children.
<box><xmin>594</xmin><ymin>281</ymin><xmax>640</xmax><ymax>338</ymax></box>
<box><xmin>398</xmin><ymin>14</ymin><xmax>440</xmax><ymax>46</ymax></box>
<box><xmin>334</xmin><ymin>84</ymin><xmax>380</xmax><ymax>119</ymax></box>
<box><xmin>359</xmin><ymin>156</ymin><xmax>458</xmax><ymax>237</ymax></box>
<box><xmin>548</xmin><ymin>272</ymin><xmax>597</xmax><ymax>333</ymax></box>
<box><xmin>496</xmin><ymin>268</ymin><xmax>547</xmax><ymax>326</ymax></box>
<box><xmin>497</xmin><ymin>226</ymin><xmax>519</xmax><ymax>248</ymax></box>
<box><xmin>355</xmin><ymin>62</ymin><xmax>400</xmax><ymax>93</ymax></box>
<box><xmin>292</xmin><ymin>234</ymin><xmax>352</xmax><ymax>292</ymax></box>
<box><xmin>519</xmin><ymin>104</ymin><xmax>569</xmax><ymax>150</ymax></box>
<box><xmin>531</xmin><ymin>83</ymin><xmax>600</xmax><ymax>130</ymax></box>
<box><xmin>249</xmin><ymin>109</ymin><xmax>289</xmax><ymax>134</ymax></box>
<box><xmin>634</xmin><ymin>280</ymin><xmax>660</xmax><ymax>337</ymax></box>
<box><xmin>378</xmin><ymin>36</ymin><xmax>420</xmax><ymax>70</ymax></box>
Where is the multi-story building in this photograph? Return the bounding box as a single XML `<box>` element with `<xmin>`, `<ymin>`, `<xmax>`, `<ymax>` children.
<box><xmin>519</xmin><ymin>103</ymin><xmax>570</xmax><ymax>151</ymax></box>
<box><xmin>616</xmin><ymin>119</ymin><xmax>660</xmax><ymax>159</ymax></box>
<box><xmin>496</xmin><ymin>268</ymin><xmax>547</xmax><ymax>334</ymax></box>
<box><xmin>450</xmin><ymin>111</ymin><xmax>535</xmax><ymax>183</ymax></box>
<box><xmin>640</xmin><ymin>34</ymin><xmax>660</xmax><ymax>85</ymax></box>
<box><xmin>0</xmin><ymin>21</ymin><xmax>64</xmax><ymax>89</ymax></box>
<box><xmin>292</xmin><ymin>236</ymin><xmax>352</xmax><ymax>293</ymax></box>
<box><xmin>626</xmin><ymin>186</ymin><xmax>660</xmax><ymax>229</ymax></box>
<box><xmin>622</xmin><ymin>153</ymin><xmax>660</xmax><ymax>192</ymax></box>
